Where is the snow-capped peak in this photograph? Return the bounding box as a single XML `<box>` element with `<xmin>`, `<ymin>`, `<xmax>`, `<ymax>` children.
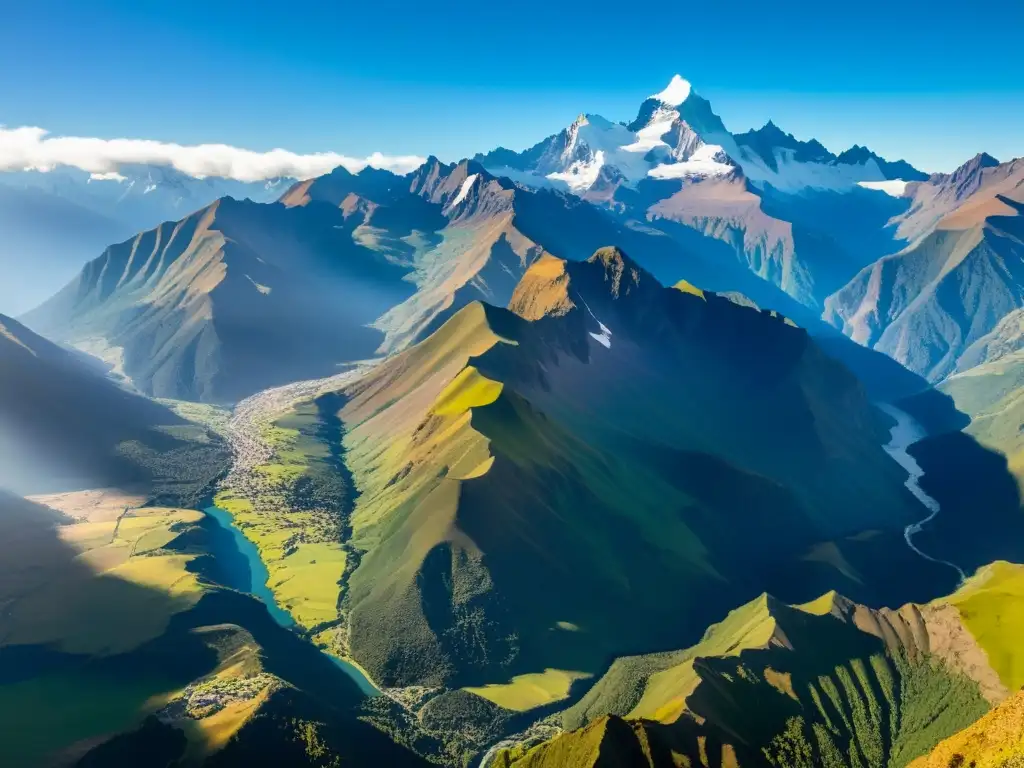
<box><xmin>652</xmin><ymin>75</ymin><xmax>692</xmax><ymax>107</ymax></box>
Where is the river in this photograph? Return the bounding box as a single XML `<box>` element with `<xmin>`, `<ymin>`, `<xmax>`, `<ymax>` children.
<box><xmin>877</xmin><ymin>403</ymin><xmax>967</xmax><ymax>582</ymax></box>
<box><xmin>202</xmin><ymin>504</ymin><xmax>380</xmax><ymax>697</ymax></box>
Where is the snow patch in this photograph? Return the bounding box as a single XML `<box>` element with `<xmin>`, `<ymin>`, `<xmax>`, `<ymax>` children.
<box><xmin>88</xmin><ymin>171</ymin><xmax>126</xmax><ymax>182</ymax></box>
<box><xmin>546</xmin><ymin>153</ymin><xmax>604</xmax><ymax>192</ymax></box>
<box><xmin>858</xmin><ymin>179</ymin><xmax>909</xmax><ymax>197</ymax></box>
<box><xmin>449</xmin><ymin>173</ymin><xmax>479</xmax><ymax>207</ymax></box>
<box><xmin>589</xmin><ymin>326</ymin><xmax>612</xmax><ymax>348</ymax></box>
<box><xmin>648</xmin><ymin>144</ymin><xmax>733</xmax><ymax>179</ymax></box>
<box><xmin>653</xmin><ymin>75</ymin><xmax>692</xmax><ymax>107</ymax></box>
<box><xmin>621</xmin><ymin>107</ymin><xmax>678</xmax><ymax>154</ymax></box>
<box><xmin>739</xmin><ymin>150</ymin><xmax>891</xmax><ymax>193</ymax></box>
<box><xmin>578</xmin><ymin>294</ymin><xmax>613</xmax><ymax>348</ymax></box>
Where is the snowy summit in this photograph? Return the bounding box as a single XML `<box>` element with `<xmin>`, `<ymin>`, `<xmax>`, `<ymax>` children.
<box><xmin>652</xmin><ymin>75</ymin><xmax>692</xmax><ymax>107</ymax></box>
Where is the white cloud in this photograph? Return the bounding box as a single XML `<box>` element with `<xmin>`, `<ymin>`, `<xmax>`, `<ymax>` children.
<box><xmin>0</xmin><ymin>125</ymin><xmax>425</xmax><ymax>182</ymax></box>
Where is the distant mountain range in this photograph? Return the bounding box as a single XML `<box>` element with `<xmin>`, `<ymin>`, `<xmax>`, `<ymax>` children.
<box><xmin>0</xmin><ymin>165</ymin><xmax>284</xmax><ymax>314</ymax></box>
<box><xmin>19</xmin><ymin>115</ymin><xmax>933</xmax><ymax>403</ymax></box>
<box><xmin>826</xmin><ymin>154</ymin><xmax>1024</xmax><ymax>382</ymax></box>
<box><xmin>474</xmin><ymin>75</ymin><xmax>925</xmax><ymax>195</ymax></box>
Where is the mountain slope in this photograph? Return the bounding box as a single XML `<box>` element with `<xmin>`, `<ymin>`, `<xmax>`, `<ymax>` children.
<box><xmin>279</xmin><ymin>247</ymin><xmax>941</xmax><ymax>694</ymax></box>
<box><xmin>0</xmin><ymin>313</ymin><xmax>226</xmax><ymax>499</ymax></box>
<box><xmin>0</xmin><ymin>165</ymin><xmax>284</xmax><ymax>315</ymax></box>
<box><xmin>277</xmin><ymin>157</ymin><xmax>803</xmax><ymax>354</ymax></box>
<box><xmin>499</xmin><ymin>566</ymin><xmax>1024</xmax><ymax>768</ymax></box>
<box><xmin>22</xmin><ymin>149</ymin><xmax>928</xmax><ymax>409</ymax></box>
<box><xmin>936</xmin><ymin>336</ymin><xmax>1024</xmax><ymax>487</ymax></box>
<box><xmin>825</xmin><ymin>156</ymin><xmax>1024</xmax><ymax>381</ymax></box>
<box><xmin>23</xmin><ymin>196</ymin><xmax>415</xmax><ymax>403</ymax></box>
<box><xmin>909</xmin><ymin>690</ymin><xmax>1024</xmax><ymax>768</ymax></box>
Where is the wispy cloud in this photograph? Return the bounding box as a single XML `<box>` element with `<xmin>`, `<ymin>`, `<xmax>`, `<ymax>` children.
<box><xmin>0</xmin><ymin>126</ymin><xmax>425</xmax><ymax>181</ymax></box>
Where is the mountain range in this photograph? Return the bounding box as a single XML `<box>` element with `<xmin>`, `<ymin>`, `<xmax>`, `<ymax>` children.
<box><xmin>16</xmin><ymin>94</ymin><xmax>935</xmax><ymax>406</ymax></box>
<box><xmin>0</xmin><ymin>165</ymin><xmax>284</xmax><ymax>314</ymax></box>
<box><xmin>2</xmin><ymin>73</ymin><xmax>1024</xmax><ymax>767</ymax></box>
<box><xmin>825</xmin><ymin>154</ymin><xmax>1024</xmax><ymax>382</ymax></box>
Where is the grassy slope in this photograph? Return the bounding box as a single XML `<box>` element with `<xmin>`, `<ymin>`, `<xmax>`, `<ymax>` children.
<box><xmin>909</xmin><ymin>690</ymin><xmax>1024</xmax><ymax>768</ymax></box>
<box><xmin>0</xmin><ymin>314</ymin><xmax>229</xmax><ymax>502</ymax></box>
<box><xmin>942</xmin><ymin>561</ymin><xmax>1024</xmax><ymax>692</ymax></box>
<box><xmin>507</xmin><ymin>586</ymin><xmax>997</xmax><ymax>768</ymax></box>
<box><xmin>464</xmin><ymin>669</ymin><xmax>592</xmax><ymax>712</ymax></box>
<box><xmin>0</xmin><ymin>495</ymin><xmax>210</xmax><ymax>763</ymax></box>
<box><xmin>940</xmin><ymin>352</ymin><xmax>1024</xmax><ymax>483</ymax></box>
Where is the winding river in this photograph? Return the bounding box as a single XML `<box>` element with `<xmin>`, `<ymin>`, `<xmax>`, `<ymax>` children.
<box><xmin>877</xmin><ymin>403</ymin><xmax>967</xmax><ymax>582</ymax></box>
<box><xmin>202</xmin><ymin>504</ymin><xmax>380</xmax><ymax>697</ymax></box>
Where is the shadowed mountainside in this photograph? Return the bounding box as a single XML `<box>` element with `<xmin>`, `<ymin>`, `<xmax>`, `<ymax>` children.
<box><xmin>498</xmin><ymin>565</ymin><xmax>1024</xmax><ymax>768</ymax></box>
<box><xmin>0</xmin><ymin>313</ymin><xmax>226</xmax><ymax>500</ymax></box>
<box><xmin>301</xmin><ymin>247</ymin><xmax>949</xmax><ymax>693</ymax></box>
<box><xmin>23</xmin><ymin>196</ymin><xmax>415</xmax><ymax>403</ymax></box>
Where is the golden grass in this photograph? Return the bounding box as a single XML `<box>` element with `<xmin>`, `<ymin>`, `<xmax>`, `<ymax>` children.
<box><xmin>26</xmin><ymin>488</ymin><xmax>147</xmax><ymax>523</ymax></box>
<box><xmin>465</xmin><ymin>668</ymin><xmax>591</xmax><ymax>711</ymax></box>
<box><xmin>674</xmin><ymin>279</ymin><xmax>707</xmax><ymax>300</ymax></box>
<box><xmin>179</xmin><ymin>685</ymin><xmax>272</xmax><ymax>761</ymax></box>
<box><xmin>908</xmin><ymin>690</ymin><xmax>1024</xmax><ymax>768</ymax></box>
<box><xmin>432</xmin><ymin>366</ymin><xmax>503</xmax><ymax>416</ymax></box>
<box><xmin>795</xmin><ymin>590</ymin><xmax>839</xmax><ymax>616</ymax></box>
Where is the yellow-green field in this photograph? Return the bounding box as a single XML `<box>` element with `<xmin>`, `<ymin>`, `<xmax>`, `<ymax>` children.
<box><xmin>465</xmin><ymin>668</ymin><xmax>592</xmax><ymax>711</ymax></box>
<box><xmin>943</xmin><ymin>561</ymin><xmax>1024</xmax><ymax>692</ymax></box>
<box><xmin>1</xmin><ymin>505</ymin><xmax>206</xmax><ymax>655</ymax></box>
<box><xmin>268</xmin><ymin>542</ymin><xmax>346</xmax><ymax>627</ymax></box>
<box><xmin>909</xmin><ymin>690</ymin><xmax>1024</xmax><ymax>768</ymax></box>
<box><xmin>214</xmin><ymin>402</ymin><xmax>347</xmax><ymax>629</ymax></box>
<box><xmin>0</xmin><ymin>497</ymin><xmax>215</xmax><ymax>764</ymax></box>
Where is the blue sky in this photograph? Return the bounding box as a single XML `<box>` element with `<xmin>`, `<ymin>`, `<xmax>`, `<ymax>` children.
<box><xmin>2</xmin><ymin>0</ymin><xmax>1022</xmax><ymax>172</ymax></box>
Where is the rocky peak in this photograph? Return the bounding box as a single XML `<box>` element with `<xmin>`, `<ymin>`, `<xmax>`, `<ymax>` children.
<box><xmin>946</xmin><ymin>152</ymin><xmax>1004</xmax><ymax>198</ymax></box>
<box><xmin>585</xmin><ymin>246</ymin><xmax>647</xmax><ymax>299</ymax></box>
